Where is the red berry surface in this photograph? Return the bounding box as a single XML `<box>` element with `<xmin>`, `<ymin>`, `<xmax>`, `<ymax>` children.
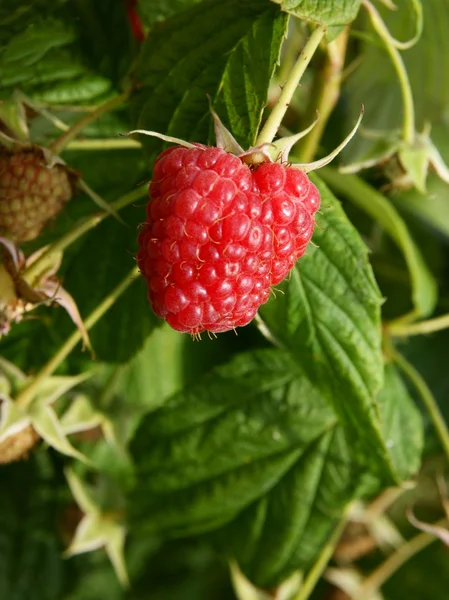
<box><xmin>137</xmin><ymin>145</ymin><xmax>320</xmax><ymax>335</ymax></box>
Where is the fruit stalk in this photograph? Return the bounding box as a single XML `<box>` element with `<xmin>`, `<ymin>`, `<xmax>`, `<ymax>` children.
<box><xmin>15</xmin><ymin>265</ymin><xmax>140</xmax><ymax>410</ymax></box>
<box><xmin>256</xmin><ymin>23</ymin><xmax>327</xmax><ymax>146</ymax></box>
<box><xmin>297</xmin><ymin>27</ymin><xmax>349</xmax><ymax>163</ymax></box>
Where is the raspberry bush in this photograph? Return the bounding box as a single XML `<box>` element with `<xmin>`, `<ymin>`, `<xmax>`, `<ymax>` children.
<box><xmin>1</xmin><ymin>1</ymin><xmax>449</xmax><ymax>599</ymax></box>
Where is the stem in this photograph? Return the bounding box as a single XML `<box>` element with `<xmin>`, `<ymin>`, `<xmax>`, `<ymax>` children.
<box><xmin>389</xmin><ymin>347</ymin><xmax>449</xmax><ymax>463</ymax></box>
<box><xmin>66</xmin><ymin>138</ymin><xmax>142</xmax><ymax>151</ymax></box>
<box><xmin>22</xmin><ymin>184</ymin><xmax>147</xmax><ymax>285</ymax></box>
<box><xmin>15</xmin><ymin>265</ymin><xmax>140</xmax><ymax>410</ymax></box>
<box><xmin>297</xmin><ymin>27</ymin><xmax>349</xmax><ymax>163</ymax></box>
<box><xmin>293</xmin><ymin>511</ymin><xmax>349</xmax><ymax>600</ymax></box>
<box><xmin>357</xmin><ymin>518</ymin><xmax>447</xmax><ymax>597</ymax></box>
<box><xmin>388</xmin><ymin>312</ymin><xmax>449</xmax><ymax>337</ymax></box>
<box><xmin>256</xmin><ymin>24</ymin><xmax>327</xmax><ymax>146</ymax></box>
<box><xmin>50</xmin><ymin>93</ymin><xmax>128</xmax><ymax>155</ymax></box>
<box><xmin>362</xmin><ymin>0</ymin><xmax>415</xmax><ymax>144</ymax></box>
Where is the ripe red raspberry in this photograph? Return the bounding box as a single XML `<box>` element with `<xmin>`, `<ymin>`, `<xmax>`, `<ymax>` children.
<box><xmin>137</xmin><ymin>145</ymin><xmax>320</xmax><ymax>335</ymax></box>
<box><xmin>0</xmin><ymin>149</ymin><xmax>73</xmax><ymax>242</ymax></box>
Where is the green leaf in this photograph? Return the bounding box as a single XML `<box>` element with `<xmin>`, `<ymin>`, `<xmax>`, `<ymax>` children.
<box><xmin>213</xmin><ymin>9</ymin><xmax>288</xmax><ymax>146</ymax></box>
<box><xmin>130</xmin><ymin>349</ymin><xmax>335</xmax><ymax>534</ymax></box>
<box><xmin>271</xmin><ymin>0</ymin><xmax>361</xmax><ymax>26</ymax></box>
<box><xmin>319</xmin><ymin>168</ymin><xmax>437</xmax><ymax>318</ymax></box>
<box><xmin>132</xmin><ymin>0</ymin><xmax>286</xmax><ymax>154</ymax></box>
<box><xmin>216</xmin><ymin>425</ymin><xmax>358</xmax><ymax>588</ymax></box>
<box><xmin>1</xmin><ymin>20</ymin><xmax>75</xmax><ymax>66</ymax></box>
<box><xmin>29</xmin><ymin>75</ymin><xmax>112</xmax><ymax>105</ymax></box>
<box><xmin>129</xmin><ymin>349</ymin><xmax>371</xmax><ymax>587</ymax></box>
<box><xmin>258</xmin><ymin>175</ymin><xmax>396</xmax><ymax>478</ymax></box>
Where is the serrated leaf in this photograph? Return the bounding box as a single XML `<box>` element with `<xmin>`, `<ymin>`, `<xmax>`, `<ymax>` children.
<box><xmin>216</xmin><ymin>425</ymin><xmax>360</xmax><ymax>587</ymax></box>
<box><xmin>213</xmin><ymin>8</ymin><xmax>288</xmax><ymax>147</ymax></box>
<box><xmin>271</xmin><ymin>0</ymin><xmax>361</xmax><ymax>26</ymax></box>
<box><xmin>130</xmin><ymin>349</ymin><xmax>336</xmax><ymax>534</ymax></box>
<box><xmin>132</xmin><ymin>0</ymin><xmax>286</xmax><ymax>155</ymax></box>
<box><xmin>129</xmin><ymin>349</ymin><xmax>367</xmax><ymax>587</ymax></box>
<box><xmin>319</xmin><ymin>168</ymin><xmax>437</xmax><ymax>318</ymax></box>
<box><xmin>258</xmin><ymin>175</ymin><xmax>396</xmax><ymax>479</ymax></box>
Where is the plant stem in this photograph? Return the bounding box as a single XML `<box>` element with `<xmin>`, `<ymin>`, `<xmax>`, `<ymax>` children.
<box><xmin>297</xmin><ymin>27</ymin><xmax>349</xmax><ymax>163</ymax></box>
<box><xmin>66</xmin><ymin>138</ymin><xmax>142</xmax><ymax>151</ymax></box>
<box><xmin>15</xmin><ymin>265</ymin><xmax>140</xmax><ymax>410</ymax></box>
<box><xmin>256</xmin><ymin>24</ymin><xmax>327</xmax><ymax>146</ymax></box>
<box><xmin>389</xmin><ymin>348</ymin><xmax>449</xmax><ymax>464</ymax></box>
<box><xmin>357</xmin><ymin>518</ymin><xmax>447</xmax><ymax>597</ymax></box>
<box><xmin>50</xmin><ymin>92</ymin><xmax>129</xmax><ymax>155</ymax></box>
<box><xmin>362</xmin><ymin>0</ymin><xmax>415</xmax><ymax>144</ymax></box>
<box><xmin>388</xmin><ymin>312</ymin><xmax>449</xmax><ymax>337</ymax></box>
<box><xmin>293</xmin><ymin>511</ymin><xmax>349</xmax><ymax>600</ymax></box>
<box><xmin>22</xmin><ymin>184</ymin><xmax>147</xmax><ymax>285</ymax></box>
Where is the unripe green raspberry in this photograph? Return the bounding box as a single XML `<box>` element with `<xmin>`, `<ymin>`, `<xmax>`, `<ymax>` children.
<box><xmin>0</xmin><ymin>149</ymin><xmax>73</xmax><ymax>242</ymax></box>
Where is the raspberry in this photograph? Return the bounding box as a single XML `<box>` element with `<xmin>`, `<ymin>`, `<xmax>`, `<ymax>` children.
<box><xmin>137</xmin><ymin>145</ymin><xmax>320</xmax><ymax>335</ymax></box>
<box><xmin>0</xmin><ymin>149</ymin><xmax>73</xmax><ymax>242</ymax></box>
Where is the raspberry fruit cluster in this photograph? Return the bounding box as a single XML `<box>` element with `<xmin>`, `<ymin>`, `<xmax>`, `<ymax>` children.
<box><xmin>137</xmin><ymin>144</ymin><xmax>320</xmax><ymax>335</ymax></box>
<box><xmin>0</xmin><ymin>149</ymin><xmax>73</xmax><ymax>242</ymax></box>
